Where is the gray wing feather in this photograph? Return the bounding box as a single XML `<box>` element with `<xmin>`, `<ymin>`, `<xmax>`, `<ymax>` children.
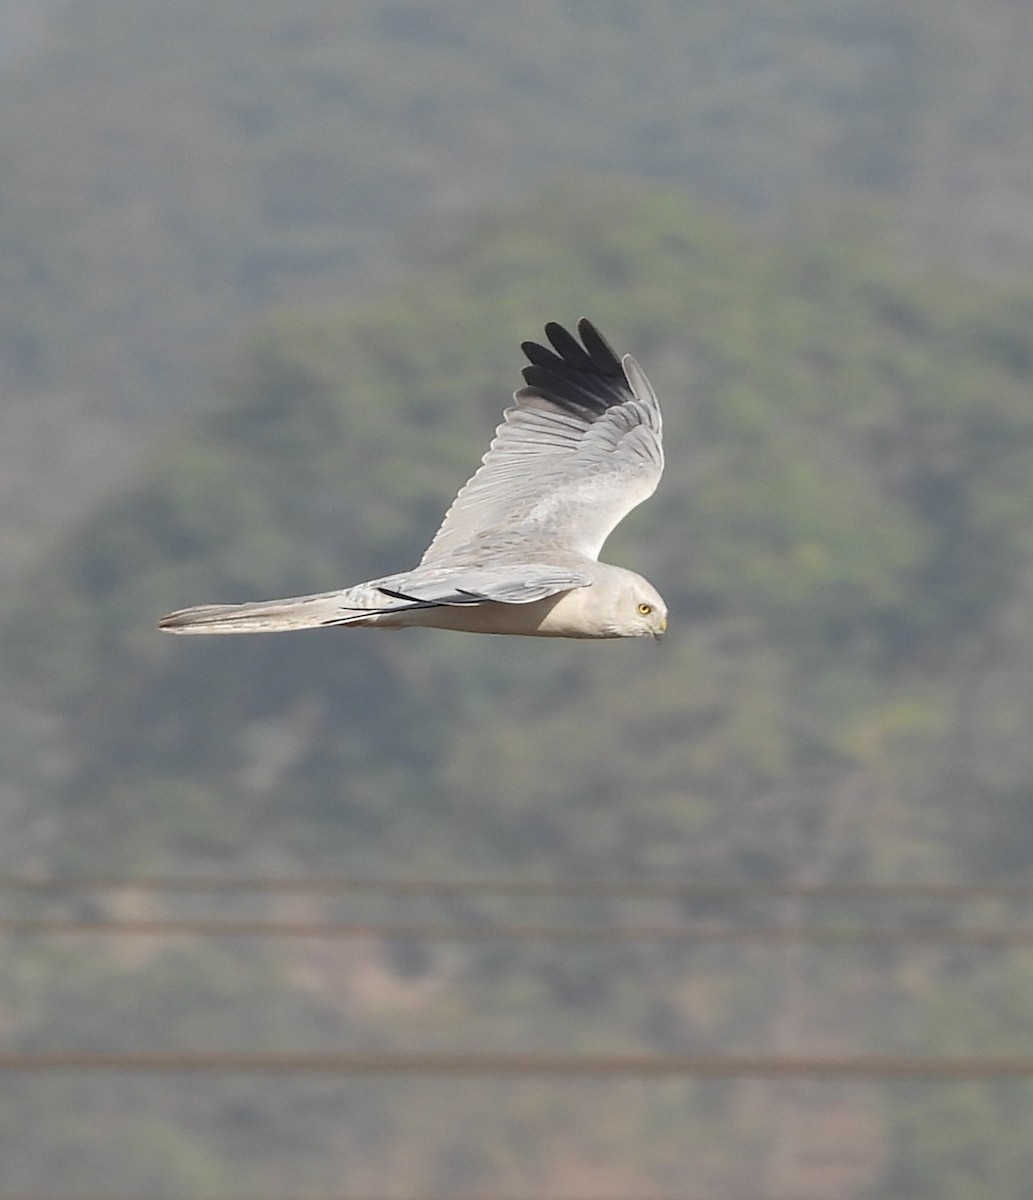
<box><xmin>382</xmin><ymin>563</ymin><xmax>591</xmax><ymax>605</ymax></box>
<box><xmin>420</xmin><ymin>319</ymin><xmax>663</xmax><ymax>566</ymax></box>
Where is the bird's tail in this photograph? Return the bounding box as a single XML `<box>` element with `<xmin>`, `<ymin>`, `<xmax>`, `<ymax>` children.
<box><xmin>158</xmin><ymin>586</ymin><xmax>395</xmax><ymax>634</ymax></box>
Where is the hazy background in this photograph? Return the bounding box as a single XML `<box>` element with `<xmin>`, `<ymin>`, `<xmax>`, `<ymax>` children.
<box><xmin>3</xmin><ymin>2</ymin><xmax>1033</xmax><ymax>1196</ymax></box>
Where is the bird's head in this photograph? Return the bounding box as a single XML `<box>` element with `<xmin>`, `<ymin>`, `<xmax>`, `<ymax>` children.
<box><xmin>610</xmin><ymin>570</ymin><xmax>667</xmax><ymax>639</ymax></box>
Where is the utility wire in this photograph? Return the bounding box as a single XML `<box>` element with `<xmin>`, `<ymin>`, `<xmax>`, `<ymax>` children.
<box><xmin>0</xmin><ymin>1190</ymin><xmax>835</xmax><ymax>1200</ymax></box>
<box><xmin>1</xmin><ymin>877</ymin><xmax>1032</xmax><ymax>899</ymax></box>
<box><xmin>2</xmin><ymin>1050</ymin><xmax>1033</xmax><ymax>1078</ymax></box>
<box><xmin>1</xmin><ymin>917</ymin><xmax>1032</xmax><ymax>943</ymax></box>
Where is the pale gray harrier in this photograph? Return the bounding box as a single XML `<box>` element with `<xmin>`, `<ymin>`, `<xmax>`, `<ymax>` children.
<box><xmin>160</xmin><ymin>319</ymin><xmax>666</xmax><ymax>639</ymax></box>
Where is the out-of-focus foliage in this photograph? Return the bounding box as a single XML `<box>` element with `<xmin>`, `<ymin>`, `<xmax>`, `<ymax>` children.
<box><xmin>4</xmin><ymin>0</ymin><xmax>1033</xmax><ymax>582</ymax></box>
<box><xmin>3</xmin><ymin>180</ymin><xmax>1033</xmax><ymax>1193</ymax></box>
<box><xmin>0</xmin><ymin>2</ymin><xmax>1031</xmax><ymax>1192</ymax></box>
<box><xmin>882</xmin><ymin>959</ymin><xmax>1033</xmax><ymax>1200</ymax></box>
<box><xmin>2</xmin><ymin>0</ymin><xmax>925</xmax><ymax>407</ymax></box>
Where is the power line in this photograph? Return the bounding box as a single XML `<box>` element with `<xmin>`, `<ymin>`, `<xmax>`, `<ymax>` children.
<box><xmin>2</xmin><ymin>917</ymin><xmax>1032</xmax><ymax>943</ymax></box>
<box><xmin>1</xmin><ymin>877</ymin><xmax>1033</xmax><ymax>899</ymax></box>
<box><xmin>0</xmin><ymin>1190</ymin><xmax>844</xmax><ymax>1200</ymax></box>
<box><xmin>2</xmin><ymin>1050</ymin><xmax>1033</xmax><ymax>1078</ymax></box>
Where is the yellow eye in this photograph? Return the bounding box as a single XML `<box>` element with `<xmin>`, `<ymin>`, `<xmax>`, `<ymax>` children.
<box><xmin>637</xmin><ymin>603</ymin><xmax>653</xmax><ymax>616</ymax></box>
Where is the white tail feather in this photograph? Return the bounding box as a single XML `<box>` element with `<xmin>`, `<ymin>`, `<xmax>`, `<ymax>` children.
<box><xmin>158</xmin><ymin>587</ymin><xmax>386</xmax><ymax>634</ymax></box>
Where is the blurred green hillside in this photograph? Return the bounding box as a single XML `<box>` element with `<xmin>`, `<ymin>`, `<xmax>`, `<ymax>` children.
<box><xmin>4</xmin><ymin>0</ymin><xmax>1033</xmax><ymax>577</ymax></box>
<box><xmin>5</xmin><ymin>1</ymin><xmax>1033</xmax><ymax>1195</ymax></box>
<box><xmin>4</xmin><ymin>179</ymin><xmax>1033</xmax><ymax>1195</ymax></box>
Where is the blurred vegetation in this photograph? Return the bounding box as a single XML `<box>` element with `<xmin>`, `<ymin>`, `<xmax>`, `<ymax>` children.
<box><xmin>4</xmin><ymin>0</ymin><xmax>1033</xmax><ymax>581</ymax></box>
<box><xmin>2</xmin><ymin>177</ymin><xmax>1033</xmax><ymax>1194</ymax></box>
<box><xmin>4</xmin><ymin>0</ymin><xmax>1033</xmax><ymax>1192</ymax></box>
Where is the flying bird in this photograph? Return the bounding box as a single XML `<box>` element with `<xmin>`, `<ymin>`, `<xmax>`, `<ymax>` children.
<box><xmin>159</xmin><ymin>318</ymin><xmax>666</xmax><ymax>640</ymax></box>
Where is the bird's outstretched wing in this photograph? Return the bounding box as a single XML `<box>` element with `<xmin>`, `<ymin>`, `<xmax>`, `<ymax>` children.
<box><xmin>419</xmin><ymin>318</ymin><xmax>663</xmax><ymax>566</ymax></box>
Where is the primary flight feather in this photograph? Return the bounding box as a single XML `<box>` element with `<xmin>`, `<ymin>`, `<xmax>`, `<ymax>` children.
<box><xmin>159</xmin><ymin>318</ymin><xmax>667</xmax><ymax>640</ymax></box>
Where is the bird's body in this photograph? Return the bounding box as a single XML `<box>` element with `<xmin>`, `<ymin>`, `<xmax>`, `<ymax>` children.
<box><xmin>160</xmin><ymin>562</ymin><xmax>662</xmax><ymax>639</ymax></box>
<box><xmin>160</xmin><ymin>319</ymin><xmax>667</xmax><ymax>641</ymax></box>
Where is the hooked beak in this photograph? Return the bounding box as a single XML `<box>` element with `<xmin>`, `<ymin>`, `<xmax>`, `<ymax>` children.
<box><xmin>653</xmin><ymin>615</ymin><xmax>667</xmax><ymax>640</ymax></box>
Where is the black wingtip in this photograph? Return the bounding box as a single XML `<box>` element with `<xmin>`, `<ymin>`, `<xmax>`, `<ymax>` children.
<box><xmin>576</xmin><ymin>318</ymin><xmax>621</xmax><ymax>373</ymax></box>
<box><xmin>518</xmin><ymin>319</ymin><xmax>632</xmax><ymax>418</ymax></box>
